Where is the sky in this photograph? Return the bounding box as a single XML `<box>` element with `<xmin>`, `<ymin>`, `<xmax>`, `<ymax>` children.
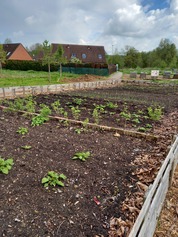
<box><xmin>0</xmin><ymin>0</ymin><xmax>178</xmax><ymax>54</ymax></box>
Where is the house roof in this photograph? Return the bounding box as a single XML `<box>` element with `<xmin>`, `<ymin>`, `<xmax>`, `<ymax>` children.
<box><xmin>52</xmin><ymin>44</ymin><xmax>106</xmax><ymax>63</ymax></box>
<box><xmin>3</xmin><ymin>43</ymin><xmax>33</xmax><ymax>60</ymax></box>
<box><xmin>3</xmin><ymin>43</ymin><xmax>20</xmax><ymax>59</ymax></box>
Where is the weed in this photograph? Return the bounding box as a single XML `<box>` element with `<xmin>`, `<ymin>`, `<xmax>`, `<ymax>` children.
<box><xmin>138</xmin><ymin>127</ymin><xmax>147</xmax><ymax>132</ymax></box>
<box><xmin>24</xmin><ymin>96</ymin><xmax>36</xmax><ymax>113</ymax></box>
<box><xmin>72</xmin><ymin>151</ymin><xmax>90</xmax><ymax>162</ymax></box>
<box><xmin>42</xmin><ymin>171</ymin><xmax>67</xmax><ymax>187</ymax></box>
<box><xmin>0</xmin><ymin>157</ymin><xmax>14</xmax><ymax>174</ymax></box>
<box><xmin>75</xmin><ymin>128</ymin><xmax>82</xmax><ymax>134</ymax></box>
<box><xmin>17</xmin><ymin>127</ymin><xmax>28</xmax><ymax>135</ymax></box>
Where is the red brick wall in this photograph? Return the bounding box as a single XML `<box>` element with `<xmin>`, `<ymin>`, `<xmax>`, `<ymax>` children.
<box><xmin>9</xmin><ymin>44</ymin><xmax>33</xmax><ymax>61</ymax></box>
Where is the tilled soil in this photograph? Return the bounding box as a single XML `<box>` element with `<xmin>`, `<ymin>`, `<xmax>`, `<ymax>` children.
<box><xmin>0</xmin><ymin>83</ymin><xmax>177</xmax><ymax>237</ymax></box>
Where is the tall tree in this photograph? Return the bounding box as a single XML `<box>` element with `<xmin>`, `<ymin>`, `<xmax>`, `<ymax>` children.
<box><xmin>42</xmin><ymin>40</ymin><xmax>55</xmax><ymax>82</ymax></box>
<box><xmin>155</xmin><ymin>38</ymin><xmax>177</xmax><ymax>67</ymax></box>
<box><xmin>0</xmin><ymin>44</ymin><xmax>6</xmax><ymax>75</ymax></box>
<box><xmin>54</xmin><ymin>44</ymin><xmax>67</xmax><ymax>81</ymax></box>
<box><xmin>28</xmin><ymin>43</ymin><xmax>43</xmax><ymax>59</ymax></box>
<box><xmin>4</xmin><ymin>38</ymin><xmax>12</xmax><ymax>44</ymax></box>
<box><xmin>124</xmin><ymin>46</ymin><xmax>140</xmax><ymax>68</ymax></box>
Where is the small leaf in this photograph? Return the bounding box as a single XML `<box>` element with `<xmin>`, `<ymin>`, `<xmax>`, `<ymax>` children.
<box><xmin>42</xmin><ymin>177</ymin><xmax>49</xmax><ymax>184</ymax></box>
<box><xmin>59</xmin><ymin>174</ymin><xmax>67</xmax><ymax>180</ymax></box>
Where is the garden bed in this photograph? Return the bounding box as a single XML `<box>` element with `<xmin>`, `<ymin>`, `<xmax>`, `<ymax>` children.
<box><xmin>0</xmin><ymin>83</ymin><xmax>177</xmax><ymax>237</ymax></box>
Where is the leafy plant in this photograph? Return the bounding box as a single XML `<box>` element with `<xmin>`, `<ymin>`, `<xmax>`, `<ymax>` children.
<box><xmin>42</xmin><ymin>171</ymin><xmax>67</xmax><ymax>187</ymax></box>
<box><xmin>51</xmin><ymin>100</ymin><xmax>61</xmax><ymax>114</ymax></box>
<box><xmin>17</xmin><ymin>127</ymin><xmax>28</xmax><ymax>135</ymax></box>
<box><xmin>31</xmin><ymin>104</ymin><xmax>51</xmax><ymax>126</ymax></box>
<box><xmin>120</xmin><ymin>111</ymin><xmax>131</xmax><ymax>120</ymax></box>
<box><xmin>24</xmin><ymin>96</ymin><xmax>36</xmax><ymax>113</ymax></box>
<box><xmin>72</xmin><ymin>151</ymin><xmax>90</xmax><ymax>161</ymax></box>
<box><xmin>92</xmin><ymin>108</ymin><xmax>100</xmax><ymax>124</ymax></box>
<box><xmin>0</xmin><ymin>157</ymin><xmax>14</xmax><ymax>174</ymax></box>
<box><xmin>147</xmin><ymin>106</ymin><xmax>163</xmax><ymax>121</ymax></box>
<box><xmin>71</xmin><ymin>106</ymin><xmax>81</xmax><ymax>120</ymax></box>
<box><xmin>72</xmin><ymin>98</ymin><xmax>84</xmax><ymax>106</ymax></box>
<box><xmin>93</xmin><ymin>103</ymin><xmax>106</xmax><ymax>113</ymax></box>
<box><xmin>106</xmin><ymin>101</ymin><xmax>118</xmax><ymax>109</ymax></box>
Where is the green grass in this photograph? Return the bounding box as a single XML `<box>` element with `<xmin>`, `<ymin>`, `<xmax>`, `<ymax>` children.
<box><xmin>0</xmin><ymin>70</ymin><xmax>81</xmax><ymax>87</ymax></box>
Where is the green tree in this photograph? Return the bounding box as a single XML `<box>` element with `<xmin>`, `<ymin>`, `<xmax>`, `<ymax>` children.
<box><xmin>106</xmin><ymin>49</ymin><xmax>124</xmax><ymax>68</ymax></box>
<box><xmin>4</xmin><ymin>38</ymin><xmax>12</xmax><ymax>44</ymax></box>
<box><xmin>42</xmin><ymin>40</ymin><xmax>55</xmax><ymax>82</ymax></box>
<box><xmin>28</xmin><ymin>43</ymin><xmax>43</xmax><ymax>59</ymax></box>
<box><xmin>124</xmin><ymin>46</ymin><xmax>140</xmax><ymax>68</ymax></box>
<box><xmin>54</xmin><ymin>44</ymin><xmax>67</xmax><ymax>81</ymax></box>
<box><xmin>0</xmin><ymin>44</ymin><xmax>6</xmax><ymax>75</ymax></box>
<box><xmin>155</xmin><ymin>38</ymin><xmax>177</xmax><ymax>67</ymax></box>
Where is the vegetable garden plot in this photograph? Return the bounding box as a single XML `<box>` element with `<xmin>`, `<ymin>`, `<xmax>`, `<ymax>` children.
<box><xmin>0</xmin><ymin>83</ymin><xmax>177</xmax><ymax>236</ymax></box>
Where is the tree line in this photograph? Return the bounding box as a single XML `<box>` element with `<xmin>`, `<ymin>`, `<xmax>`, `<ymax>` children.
<box><xmin>106</xmin><ymin>38</ymin><xmax>178</xmax><ymax>69</ymax></box>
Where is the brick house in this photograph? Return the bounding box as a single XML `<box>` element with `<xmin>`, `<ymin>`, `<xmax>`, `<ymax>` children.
<box><xmin>3</xmin><ymin>43</ymin><xmax>33</xmax><ymax>61</ymax></box>
<box><xmin>37</xmin><ymin>43</ymin><xmax>106</xmax><ymax>64</ymax></box>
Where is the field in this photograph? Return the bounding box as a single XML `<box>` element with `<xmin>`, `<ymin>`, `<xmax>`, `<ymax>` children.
<box><xmin>0</xmin><ymin>83</ymin><xmax>178</xmax><ymax>237</ymax></box>
<box><xmin>0</xmin><ymin>70</ymin><xmax>105</xmax><ymax>87</ymax></box>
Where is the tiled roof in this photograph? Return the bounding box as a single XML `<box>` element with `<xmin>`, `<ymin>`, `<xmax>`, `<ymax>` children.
<box><xmin>3</xmin><ymin>43</ymin><xmax>20</xmax><ymax>59</ymax></box>
<box><xmin>52</xmin><ymin>44</ymin><xmax>106</xmax><ymax>63</ymax></box>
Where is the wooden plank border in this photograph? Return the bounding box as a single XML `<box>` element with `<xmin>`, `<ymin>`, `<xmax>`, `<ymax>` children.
<box><xmin>128</xmin><ymin>136</ymin><xmax>178</xmax><ymax>237</ymax></box>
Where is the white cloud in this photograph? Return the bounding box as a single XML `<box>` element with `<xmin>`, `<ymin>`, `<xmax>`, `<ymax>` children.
<box><xmin>13</xmin><ymin>30</ymin><xmax>24</xmax><ymax>38</ymax></box>
<box><xmin>0</xmin><ymin>0</ymin><xmax>178</xmax><ymax>53</ymax></box>
<box><xmin>25</xmin><ymin>16</ymin><xmax>37</xmax><ymax>25</ymax></box>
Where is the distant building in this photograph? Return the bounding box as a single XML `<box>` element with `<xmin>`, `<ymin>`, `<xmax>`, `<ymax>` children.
<box><xmin>3</xmin><ymin>43</ymin><xmax>33</xmax><ymax>61</ymax></box>
<box><xmin>37</xmin><ymin>43</ymin><xmax>106</xmax><ymax>64</ymax></box>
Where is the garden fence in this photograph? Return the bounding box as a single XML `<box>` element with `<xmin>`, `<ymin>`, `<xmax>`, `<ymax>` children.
<box><xmin>0</xmin><ymin>79</ymin><xmax>121</xmax><ymax>99</ymax></box>
<box><xmin>128</xmin><ymin>135</ymin><xmax>178</xmax><ymax>237</ymax></box>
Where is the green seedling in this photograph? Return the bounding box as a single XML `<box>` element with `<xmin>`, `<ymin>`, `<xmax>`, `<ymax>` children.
<box><xmin>72</xmin><ymin>98</ymin><xmax>84</xmax><ymax>106</ymax></box>
<box><xmin>0</xmin><ymin>157</ymin><xmax>14</xmax><ymax>174</ymax></box>
<box><xmin>31</xmin><ymin>104</ymin><xmax>51</xmax><ymax>126</ymax></box>
<box><xmin>72</xmin><ymin>151</ymin><xmax>90</xmax><ymax>162</ymax></box>
<box><xmin>147</xmin><ymin>106</ymin><xmax>163</xmax><ymax>121</ymax></box>
<box><xmin>21</xmin><ymin>145</ymin><xmax>32</xmax><ymax>150</ymax></box>
<box><xmin>17</xmin><ymin>127</ymin><xmax>28</xmax><ymax>135</ymax></box>
<box><xmin>92</xmin><ymin>108</ymin><xmax>100</xmax><ymax>124</ymax></box>
<box><xmin>42</xmin><ymin>171</ymin><xmax>67</xmax><ymax>187</ymax></box>
<box><xmin>71</xmin><ymin>106</ymin><xmax>81</xmax><ymax>120</ymax></box>
<box><xmin>106</xmin><ymin>101</ymin><xmax>118</xmax><ymax>109</ymax></box>
<box><xmin>51</xmin><ymin>100</ymin><xmax>61</xmax><ymax>113</ymax></box>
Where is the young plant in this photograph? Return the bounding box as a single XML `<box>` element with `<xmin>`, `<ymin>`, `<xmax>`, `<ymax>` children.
<box><xmin>0</xmin><ymin>157</ymin><xmax>14</xmax><ymax>174</ymax></box>
<box><xmin>72</xmin><ymin>98</ymin><xmax>84</xmax><ymax>106</ymax></box>
<box><xmin>42</xmin><ymin>171</ymin><xmax>67</xmax><ymax>187</ymax></box>
<box><xmin>72</xmin><ymin>151</ymin><xmax>90</xmax><ymax>162</ymax></box>
<box><xmin>24</xmin><ymin>96</ymin><xmax>36</xmax><ymax>113</ymax></box>
<box><xmin>17</xmin><ymin>127</ymin><xmax>28</xmax><ymax>135</ymax></box>
<box><xmin>71</xmin><ymin>106</ymin><xmax>81</xmax><ymax>120</ymax></box>
<box><xmin>147</xmin><ymin>106</ymin><xmax>163</xmax><ymax>121</ymax></box>
<box><xmin>106</xmin><ymin>101</ymin><xmax>118</xmax><ymax>109</ymax></box>
<box><xmin>21</xmin><ymin>145</ymin><xmax>32</xmax><ymax>150</ymax></box>
<box><xmin>31</xmin><ymin>104</ymin><xmax>51</xmax><ymax>126</ymax></box>
<box><xmin>92</xmin><ymin>108</ymin><xmax>100</xmax><ymax>124</ymax></box>
<box><xmin>51</xmin><ymin>100</ymin><xmax>61</xmax><ymax>114</ymax></box>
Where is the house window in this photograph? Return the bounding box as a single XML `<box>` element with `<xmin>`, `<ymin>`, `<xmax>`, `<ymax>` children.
<box><xmin>98</xmin><ymin>54</ymin><xmax>102</xmax><ymax>59</ymax></box>
<box><xmin>82</xmin><ymin>53</ymin><xmax>87</xmax><ymax>59</ymax></box>
<box><xmin>71</xmin><ymin>53</ymin><xmax>76</xmax><ymax>58</ymax></box>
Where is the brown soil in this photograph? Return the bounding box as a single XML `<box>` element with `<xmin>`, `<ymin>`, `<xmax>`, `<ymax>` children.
<box><xmin>0</xmin><ymin>84</ymin><xmax>177</xmax><ymax>237</ymax></box>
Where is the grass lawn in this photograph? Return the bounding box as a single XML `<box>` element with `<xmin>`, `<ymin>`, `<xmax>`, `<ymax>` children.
<box><xmin>0</xmin><ymin>70</ymin><xmax>82</xmax><ymax>87</ymax></box>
